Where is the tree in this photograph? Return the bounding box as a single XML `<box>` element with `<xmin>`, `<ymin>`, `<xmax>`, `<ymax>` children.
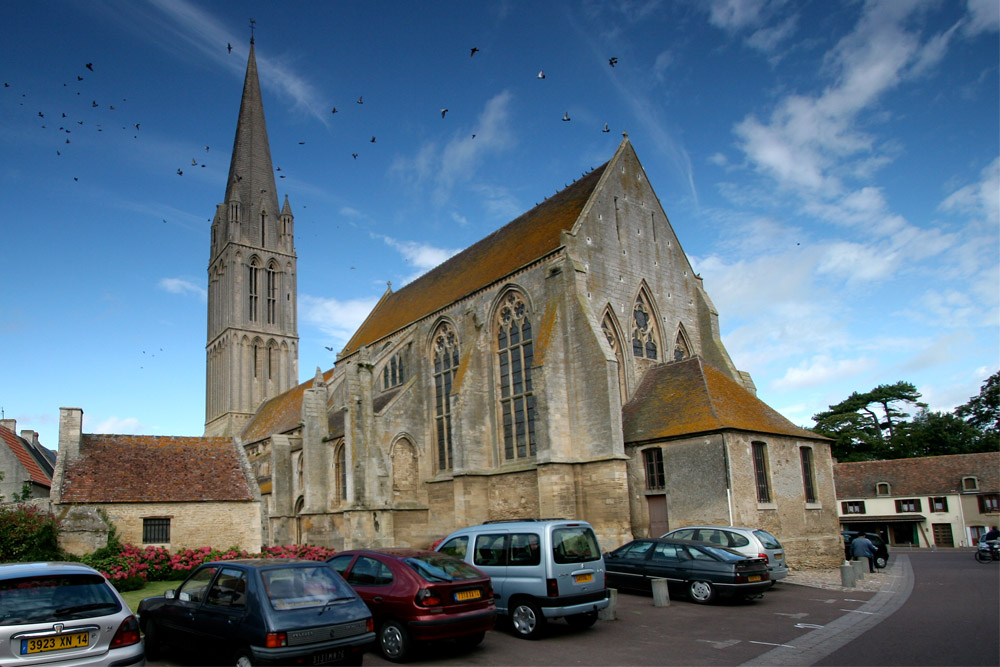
<box><xmin>955</xmin><ymin>371</ymin><xmax>1000</xmax><ymax>450</ymax></box>
<box><xmin>813</xmin><ymin>381</ymin><xmax>927</xmax><ymax>461</ymax></box>
<box><xmin>895</xmin><ymin>410</ymin><xmax>982</xmax><ymax>458</ymax></box>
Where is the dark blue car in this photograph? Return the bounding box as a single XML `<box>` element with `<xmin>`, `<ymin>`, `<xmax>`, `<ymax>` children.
<box><xmin>137</xmin><ymin>558</ymin><xmax>374</xmax><ymax>666</ymax></box>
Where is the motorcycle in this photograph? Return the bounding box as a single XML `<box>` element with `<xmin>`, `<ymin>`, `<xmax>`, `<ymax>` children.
<box><xmin>975</xmin><ymin>540</ymin><xmax>999</xmax><ymax>563</ymax></box>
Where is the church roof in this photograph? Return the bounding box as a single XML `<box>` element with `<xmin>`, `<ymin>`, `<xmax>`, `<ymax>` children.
<box><xmin>622</xmin><ymin>356</ymin><xmax>823</xmax><ymax>444</ymax></box>
<box><xmin>223</xmin><ymin>40</ymin><xmax>280</xmax><ymax>229</ymax></box>
<box><xmin>834</xmin><ymin>452</ymin><xmax>1000</xmax><ymax>498</ymax></box>
<box><xmin>340</xmin><ymin>159</ymin><xmax>610</xmax><ymax>356</ymax></box>
<box><xmin>241</xmin><ymin>368</ymin><xmax>335</xmax><ymax>443</ymax></box>
<box><xmin>59</xmin><ymin>435</ymin><xmax>254</xmax><ymax>503</ymax></box>
<box><xmin>0</xmin><ymin>425</ymin><xmax>52</xmax><ymax>487</ymax></box>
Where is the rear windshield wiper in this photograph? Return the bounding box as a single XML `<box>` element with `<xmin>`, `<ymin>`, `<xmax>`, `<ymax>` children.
<box><xmin>318</xmin><ymin>596</ymin><xmax>356</xmax><ymax>616</ymax></box>
<box><xmin>55</xmin><ymin>603</ymin><xmax>117</xmax><ymax>616</ymax></box>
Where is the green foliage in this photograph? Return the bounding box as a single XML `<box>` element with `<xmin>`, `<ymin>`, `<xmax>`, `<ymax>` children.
<box><xmin>0</xmin><ymin>504</ymin><xmax>64</xmax><ymax>562</ymax></box>
<box><xmin>956</xmin><ymin>371</ymin><xmax>1000</xmax><ymax>449</ymax></box>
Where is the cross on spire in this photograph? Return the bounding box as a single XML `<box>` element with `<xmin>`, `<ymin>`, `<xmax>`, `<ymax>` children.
<box><xmin>249</xmin><ymin>17</ymin><xmax>256</xmax><ymax>44</ymax></box>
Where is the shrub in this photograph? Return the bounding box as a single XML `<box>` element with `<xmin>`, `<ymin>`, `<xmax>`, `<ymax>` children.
<box><xmin>0</xmin><ymin>504</ymin><xmax>63</xmax><ymax>562</ymax></box>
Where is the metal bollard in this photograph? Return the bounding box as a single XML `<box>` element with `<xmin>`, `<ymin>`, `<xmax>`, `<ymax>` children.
<box><xmin>651</xmin><ymin>578</ymin><xmax>670</xmax><ymax>607</ymax></box>
<box><xmin>599</xmin><ymin>588</ymin><xmax>618</xmax><ymax>621</ymax></box>
<box><xmin>851</xmin><ymin>559</ymin><xmax>866</xmax><ymax>580</ymax></box>
<box><xmin>840</xmin><ymin>560</ymin><xmax>857</xmax><ymax>588</ymax></box>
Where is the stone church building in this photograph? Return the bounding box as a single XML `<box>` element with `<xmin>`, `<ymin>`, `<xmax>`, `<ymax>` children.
<box><xmin>207</xmin><ymin>43</ymin><xmax>842</xmax><ymax>567</ymax></box>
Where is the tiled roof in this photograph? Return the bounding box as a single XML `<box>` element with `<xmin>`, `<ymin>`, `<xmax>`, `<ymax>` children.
<box><xmin>0</xmin><ymin>425</ymin><xmax>52</xmax><ymax>486</ymax></box>
<box><xmin>240</xmin><ymin>369</ymin><xmax>335</xmax><ymax>443</ymax></box>
<box><xmin>834</xmin><ymin>452</ymin><xmax>1000</xmax><ymax>498</ymax></box>
<box><xmin>622</xmin><ymin>356</ymin><xmax>823</xmax><ymax>444</ymax></box>
<box><xmin>340</xmin><ymin>162</ymin><xmax>609</xmax><ymax>356</ymax></box>
<box><xmin>59</xmin><ymin>435</ymin><xmax>254</xmax><ymax>503</ymax></box>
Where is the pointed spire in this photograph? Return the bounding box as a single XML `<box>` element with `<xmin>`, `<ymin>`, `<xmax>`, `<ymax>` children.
<box><xmin>280</xmin><ymin>193</ymin><xmax>292</xmax><ymax>217</ymax></box>
<box><xmin>224</xmin><ymin>40</ymin><xmax>279</xmax><ymax>228</ymax></box>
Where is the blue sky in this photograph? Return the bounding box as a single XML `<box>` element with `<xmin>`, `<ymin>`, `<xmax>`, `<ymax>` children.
<box><xmin>3</xmin><ymin>0</ymin><xmax>997</xmax><ymax>450</ymax></box>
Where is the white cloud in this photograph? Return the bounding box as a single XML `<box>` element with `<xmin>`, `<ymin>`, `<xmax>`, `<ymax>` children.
<box><xmin>86</xmin><ymin>415</ymin><xmax>144</xmax><ymax>434</ymax></box>
<box><xmin>940</xmin><ymin>157</ymin><xmax>1000</xmax><ymax>224</ymax></box>
<box><xmin>707</xmin><ymin>0</ymin><xmax>769</xmax><ymax>31</ymax></box>
<box><xmin>772</xmin><ymin>355</ymin><xmax>875</xmax><ymax>392</ymax></box>
<box><xmin>159</xmin><ymin>278</ymin><xmax>207</xmax><ymax>301</ymax></box>
<box><xmin>652</xmin><ymin>49</ymin><xmax>674</xmax><ymax>82</ymax></box>
<box><xmin>963</xmin><ymin>0</ymin><xmax>1000</xmax><ymax>37</ymax></box>
<box><xmin>374</xmin><ymin>235</ymin><xmax>461</xmax><ymax>275</ymax></box>
<box><xmin>300</xmin><ymin>294</ymin><xmax>380</xmax><ymax>346</ymax></box>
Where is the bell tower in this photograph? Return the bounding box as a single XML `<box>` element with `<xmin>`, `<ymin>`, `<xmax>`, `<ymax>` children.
<box><xmin>205</xmin><ymin>38</ymin><xmax>299</xmax><ymax>437</ymax></box>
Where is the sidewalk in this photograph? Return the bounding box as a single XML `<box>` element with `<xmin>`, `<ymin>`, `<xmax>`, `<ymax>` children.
<box><xmin>781</xmin><ymin>563</ymin><xmax>891</xmax><ymax>592</ymax></box>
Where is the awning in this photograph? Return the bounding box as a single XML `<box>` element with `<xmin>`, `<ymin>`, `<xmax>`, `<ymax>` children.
<box><xmin>839</xmin><ymin>514</ymin><xmax>924</xmax><ymax>524</ymax></box>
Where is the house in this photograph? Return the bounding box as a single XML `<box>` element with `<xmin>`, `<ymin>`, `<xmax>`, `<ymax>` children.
<box><xmin>50</xmin><ymin>408</ymin><xmax>263</xmax><ymax>554</ymax></box>
<box><xmin>0</xmin><ymin>418</ymin><xmax>55</xmax><ymax>501</ymax></box>
<box><xmin>834</xmin><ymin>451</ymin><xmax>1000</xmax><ymax>548</ymax></box>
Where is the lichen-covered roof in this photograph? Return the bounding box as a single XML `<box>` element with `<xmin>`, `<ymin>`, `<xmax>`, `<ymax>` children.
<box><xmin>622</xmin><ymin>356</ymin><xmax>823</xmax><ymax>444</ymax></box>
<box><xmin>834</xmin><ymin>452</ymin><xmax>1000</xmax><ymax>498</ymax></box>
<box><xmin>0</xmin><ymin>425</ymin><xmax>52</xmax><ymax>487</ymax></box>
<box><xmin>240</xmin><ymin>369</ymin><xmax>335</xmax><ymax>443</ymax></box>
<box><xmin>340</xmin><ymin>162</ymin><xmax>609</xmax><ymax>357</ymax></box>
<box><xmin>59</xmin><ymin>435</ymin><xmax>253</xmax><ymax>503</ymax></box>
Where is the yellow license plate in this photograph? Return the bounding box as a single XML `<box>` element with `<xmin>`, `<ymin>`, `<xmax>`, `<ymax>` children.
<box><xmin>775</xmin><ymin>553</ymin><xmax>783</xmax><ymax>559</ymax></box>
<box><xmin>22</xmin><ymin>632</ymin><xmax>89</xmax><ymax>655</ymax></box>
<box><xmin>747</xmin><ymin>575</ymin><xmax>762</xmax><ymax>582</ymax></box>
<box><xmin>574</xmin><ymin>573</ymin><xmax>594</xmax><ymax>584</ymax></box>
<box><xmin>455</xmin><ymin>589</ymin><xmax>481</xmax><ymax>601</ymax></box>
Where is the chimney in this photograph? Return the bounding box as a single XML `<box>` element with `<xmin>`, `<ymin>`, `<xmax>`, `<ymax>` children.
<box><xmin>20</xmin><ymin>430</ymin><xmax>39</xmax><ymax>447</ymax></box>
<box><xmin>0</xmin><ymin>418</ymin><xmax>15</xmax><ymax>434</ymax></box>
<box><xmin>58</xmin><ymin>408</ymin><xmax>83</xmax><ymax>458</ymax></box>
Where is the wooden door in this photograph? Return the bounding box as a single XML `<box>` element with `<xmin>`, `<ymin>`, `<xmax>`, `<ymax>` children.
<box><xmin>647</xmin><ymin>495</ymin><xmax>668</xmax><ymax>537</ymax></box>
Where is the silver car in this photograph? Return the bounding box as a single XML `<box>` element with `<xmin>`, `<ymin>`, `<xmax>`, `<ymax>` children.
<box><xmin>0</xmin><ymin>561</ymin><xmax>145</xmax><ymax>666</ymax></box>
<box><xmin>660</xmin><ymin>526</ymin><xmax>788</xmax><ymax>581</ymax></box>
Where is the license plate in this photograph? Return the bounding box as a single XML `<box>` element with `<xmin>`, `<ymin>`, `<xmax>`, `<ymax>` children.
<box><xmin>455</xmin><ymin>589</ymin><xmax>481</xmax><ymax>602</ymax></box>
<box><xmin>21</xmin><ymin>632</ymin><xmax>89</xmax><ymax>655</ymax></box>
<box><xmin>747</xmin><ymin>575</ymin><xmax>762</xmax><ymax>582</ymax></box>
<box><xmin>574</xmin><ymin>573</ymin><xmax>594</xmax><ymax>584</ymax></box>
<box><xmin>311</xmin><ymin>648</ymin><xmax>346</xmax><ymax>664</ymax></box>
<box><xmin>775</xmin><ymin>553</ymin><xmax>783</xmax><ymax>559</ymax></box>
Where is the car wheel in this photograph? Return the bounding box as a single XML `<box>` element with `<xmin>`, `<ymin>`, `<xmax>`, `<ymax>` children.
<box><xmin>234</xmin><ymin>650</ymin><xmax>253</xmax><ymax>667</ymax></box>
<box><xmin>142</xmin><ymin>620</ymin><xmax>162</xmax><ymax>661</ymax></box>
<box><xmin>876</xmin><ymin>556</ymin><xmax>888</xmax><ymax>569</ymax></box>
<box><xmin>379</xmin><ymin>619</ymin><xmax>411</xmax><ymax>662</ymax></box>
<box><xmin>454</xmin><ymin>631</ymin><xmax>485</xmax><ymax>650</ymax></box>
<box><xmin>510</xmin><ymin>599</ymin><xmax>546</xmax><ymax>639</ymax></box>
<box><xmin>688</xmin><ymin>580</ymin><xmax>716</xmax><ymax>604</ymax></box>
<box><xmin>565</xmin><ymin>611</ymin><xmax>598</xmax><ymax>630</ymax></box>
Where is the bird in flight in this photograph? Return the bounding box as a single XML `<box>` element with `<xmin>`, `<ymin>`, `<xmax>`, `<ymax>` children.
<box><xmin>562</xmin><ymin>112</ymin><xmax>571</xmax><ymax>121</ymax></box>
<box><xmin>177</xmin><ymin>169</ymin><xmax>183</xmax><ymax>175</ymax></box>
<box><xmin>357</xmin><ymin>96</ymin><xmax>363</xmax><ymax>104</ymax></box>
<box><xmin>470</xmin><ymin>47</ymin><xmax>479</xmax><ymax>57</ymax></box>
<box><xmin>352</xmin><ymin>153</ymin><xmax>358</xmax><ymax>159</ymax></box>
<box><xmin>441</xmin><ymin>108</ymin><xmax>448</xmax><ymax>118</ymax></box>
<box><xmin>85</xmin><ymin>63</ymin><xmax>93</xmax><ymax>71</ymax></box>
<box><xmin>603</xmin><ymin>123</ymin><xmax>610</xmax><ymax>133</ymax></box>
<box><xmin>324</xmin><ymin>346</ymin><xmax>334</xmax><ymax>351</ymax></box>
<box><xmin>298</xmin><ymin>141</ymin><xmax>305</xmax><ymax>145</ymax></box>
<box><xmin>370</xmin><ymin>136</ymin><xmax>376</xmax><ymax>143</ymax></box>
<box><xmin>191</xmin><ymin>158</ymin><xmax>198</xmax><ymax>166</ymax></box>
<box><xmin>331</xmin><ymin>107</ymin><xmax>338</xmax><ymax>114</ymax></box>
<box><xmin>609</xmin><ymin>57</ymin><xmax>618</xmax><ymax>67</ymax></box>
<box><xmin>227</xmin><ymin>43</ymin><xmax>232</xmax><ymax>54</ymax></box>
<box><xmin>537</xmin><ymin>70</ymin><xmax>546</xmax><ymax>79</ymax></box>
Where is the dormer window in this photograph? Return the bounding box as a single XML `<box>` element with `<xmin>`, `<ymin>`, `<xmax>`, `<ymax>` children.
<box><xmin>963</xmin><ymin>476</ymin><xmax>979</xmax><ymax>492</ymax></box>
<box><xmin>876</xmin><ymin>482</ymin><xmax>891</xmax><ymax>496</ymax></box>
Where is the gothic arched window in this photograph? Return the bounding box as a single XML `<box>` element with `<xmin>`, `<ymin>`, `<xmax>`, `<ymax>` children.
<box><xmin>432</xmin><ymin>323</ymin><xmax>459</xmax><ymax>470</ymax></box>
<box><xmin>673</xmin><ymin>327</ymin><xmax>691</xmax><ymax>361</ymax></box>
<box><xmin>496</xmin><ymin>291</ymin><xmax>536</xmax><ymax>460</ymax></box>
<box><xmin>602</xmin><ymin>310</ymin><xmax>627</xmax><ymax>405</ymax></box>
<box><xmin>335</xmin><ymin>444</ymin><xmax>347</xmax><ymax>503</ymax></box>
<box><xmin>266</xmin><ymin>263</ymin><xmax>278</xmax><ymax>324</ymax></box>
<box><xmin>248</xmin><ymin>258</ymin><xmax>261</xmax><ymax>322</ymax></box>
<box><xmin>382</xmin><ymin>351</ymin><xmax>406</xmax><ymax>390</ymax></box>
<box><xmin>632</xmin><ymin>291</ymin><xmax>659</xmax><ymax>360</ymax></box>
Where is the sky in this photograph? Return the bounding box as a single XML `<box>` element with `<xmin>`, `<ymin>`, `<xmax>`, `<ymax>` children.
<box><xmin>3</xmin><ymin>0</ymin><xmax>998</xmax><ymax>451</ymax></box>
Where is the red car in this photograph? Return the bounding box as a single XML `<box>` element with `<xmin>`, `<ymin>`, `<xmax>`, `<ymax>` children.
<box><xmin>328</xmin><ymin>549</ymin><xmax>495</xmax><ymax>662</ymax></box>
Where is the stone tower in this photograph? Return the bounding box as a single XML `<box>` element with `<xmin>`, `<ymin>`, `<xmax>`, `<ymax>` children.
<box><xmin>205</xmin><ymin>39</ymin><xmax>298</xmax><ymax>437</ymax></box>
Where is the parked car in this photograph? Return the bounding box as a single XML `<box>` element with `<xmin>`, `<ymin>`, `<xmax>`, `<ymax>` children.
<box><xmin>327</xmin><ymin>549</ymin><xmax>495</xmax><ymax>662</ymax></box>
<box><xmin>436</xmin><ymin>519</ymin><xmax>609</xmax><ymax>639</ymax></box>
<box><xmin>0</xmin><ymin>561</ymin><xmax>144</xmax><ymax>667</ymax></box>
<box><xmin>605</xmin><ymin>538</ymin><xmax>771</xmax><ymax>604</ymax></box>
<box><xmin>661</xmin><ymin>526</ymin><xmax>788</xmax><ymax>581</ymax></box>
<box><xmin>137</xmin><ymin>559</ymin><xmax>373</xmax><ymax>666</ymax></box>
<box><xmin>842</xmin><ymin>531</ymin><xmax>890</xmax><ymax>569</ymax></box>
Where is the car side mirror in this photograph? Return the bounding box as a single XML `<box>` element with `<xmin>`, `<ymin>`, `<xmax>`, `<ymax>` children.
<box><xmin>165</xmin><ymin>590</ymin><xmax>175</xmax><ymax>600</ymax></box>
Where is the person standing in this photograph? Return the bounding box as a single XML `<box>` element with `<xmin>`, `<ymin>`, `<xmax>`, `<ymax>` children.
<box><xmin>851</xmin><ymin>534</ymin><xmax>878</xmax><ymax>573</ymax></box>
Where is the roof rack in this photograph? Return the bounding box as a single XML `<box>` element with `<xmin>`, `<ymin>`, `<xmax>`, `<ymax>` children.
<box><xmin>481</xmin><ymin>517</ymin><xmax>567</xmax><ymax>524</ymax></box>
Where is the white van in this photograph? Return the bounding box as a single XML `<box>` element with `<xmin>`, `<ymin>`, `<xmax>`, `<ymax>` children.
<box><xmin>436</xmin><ymin>519</ymin><xmax>609</xmax><ymax>639</ymax></box>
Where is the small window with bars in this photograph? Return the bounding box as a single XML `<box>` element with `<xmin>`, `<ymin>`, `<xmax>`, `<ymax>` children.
<box><xmin>643</xmin><ymin>448</ymin><xmax>665</xmax><ymax>490</ymax></box>
<box><xmin>800</xmin><ymin>447</ymin><xmax>817</xmax><ymax>503</ymax></box>
<box><xmin>752</xmin><ymin>441</ymin><xmax>771</xmax><ymax>503</ymax></box>
<box><xmin>143</xmin><ymin>518</ymin><xmax>171</xmax><ymax>544</ymax></box>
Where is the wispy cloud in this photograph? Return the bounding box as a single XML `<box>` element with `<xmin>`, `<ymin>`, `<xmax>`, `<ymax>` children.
<box><xmin>159</xmin><ymin>277</ymin><xmax>206</xmax><ymax>301</ymax></box>
<box><xmin>373</xmin><ymin>234</ymin><xmax>462</xmax><ymax>285</ymax></box>
<box><xmin>87</xmin><ymin>415</ymin><xmax>145</xmax><ymax>435</ymax></box>
<box><xmin>300</xmin><ymin>294</ymin><xmax>380</xmax><ymax>347</ymax></box>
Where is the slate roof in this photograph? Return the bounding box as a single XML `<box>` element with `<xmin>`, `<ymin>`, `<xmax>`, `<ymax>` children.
<box><xmin>834</xmin><ymin>452</ymin><xmax>1000</xmax><ymax>498</ymax></box>
<box><xmin>59</xmin><ymin>435</ymin><xmax>254</xmax><ymax>503</ymax></box>
<box><xmin>0</xmin><ymin>425</ymin><xmax>53</xmax><ymax>486</ymax></box>
<box><xmin>340</xmin><ymin>161</ymin><xmax>609</xmax><ymax>357</ymax></box>
<box><xmin>622</xmin><ymin>356</ymin><xmax>823</xmax><ymax>444</ymax></box>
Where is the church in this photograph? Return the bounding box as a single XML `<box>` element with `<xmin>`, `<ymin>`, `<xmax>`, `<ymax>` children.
<box><xmin>53</xmin><ymin>41</ymin><xmax>842</xmax><ymax>569</ymax></box>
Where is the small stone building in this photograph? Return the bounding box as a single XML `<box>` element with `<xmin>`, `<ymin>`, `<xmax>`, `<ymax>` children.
<box><xmin>51</xmin><ymin>408</ymin><xmax>263</xmax><ymax>554</ymax></box>
<box><xmin>0</xmin><ymin>418</ymin><xmax>54</xmax><ymax>501</ymax></box>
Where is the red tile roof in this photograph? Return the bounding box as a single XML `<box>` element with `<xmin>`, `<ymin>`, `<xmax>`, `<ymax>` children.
<box><xmin>622</xmin><ymin>357</ymin><xmax>824</xmax><ymax>444</ymax></box>
<box><xmin>0</xmin><ymin>425</ymin><xmax>52</xmax><ymax>486</ymax></box>
<box><xmin>59</xmin><ymin>435</ymin><xmax>254</xmax><ymax>503</ymax></box>
<box><xmin>340</xmin><ymin>163</ymin><xmax>608</xmax><ymax>357</ymax></box>
<box><xmin>834</xmin><ymin>452</ymin><xmax>1000</xmax><ymax>498</ymax></box>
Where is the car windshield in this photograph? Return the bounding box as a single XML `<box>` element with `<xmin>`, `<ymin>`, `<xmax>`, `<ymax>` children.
<box><xmin>753</xmin><ymin>529</ymin><xmax>782</xmax><ymax>549</ymax></box>
<box><xmin>404</xmin><ymin>554</ymin><xmax>483</xmax><ymax>582</ymax></box>
<box><xmin>553</xmin><ymin>526</ymin><xmax>601</xmax><ymax>564</ymax></box>
<box><xmin>0</xmin><ymin>574</ymin><xmax>121</xmax><ymax>625</ymax></box>
<box><xmin>262</xmin><ymin>565</ymin><xmax>355</xmax><ymax>611</ymax></box>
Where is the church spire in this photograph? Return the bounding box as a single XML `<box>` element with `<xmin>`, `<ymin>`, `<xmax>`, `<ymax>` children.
<box><xmin>223</xmin><ymin>40</ymin><xmax>280</xmax><ymax>246</ymax></box>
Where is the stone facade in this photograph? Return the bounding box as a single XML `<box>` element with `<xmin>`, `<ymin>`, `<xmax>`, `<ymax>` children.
<box><xmin>0</xmin><ymin>419</ymin><xmax>54</xmax><ymax>501</ymax></box>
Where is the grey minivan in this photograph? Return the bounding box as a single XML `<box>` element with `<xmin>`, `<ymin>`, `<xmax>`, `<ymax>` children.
<box><xmin>436</xmin><ymin>519</ymin><xmax>609</xmax><ymax>639</ymax></box>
